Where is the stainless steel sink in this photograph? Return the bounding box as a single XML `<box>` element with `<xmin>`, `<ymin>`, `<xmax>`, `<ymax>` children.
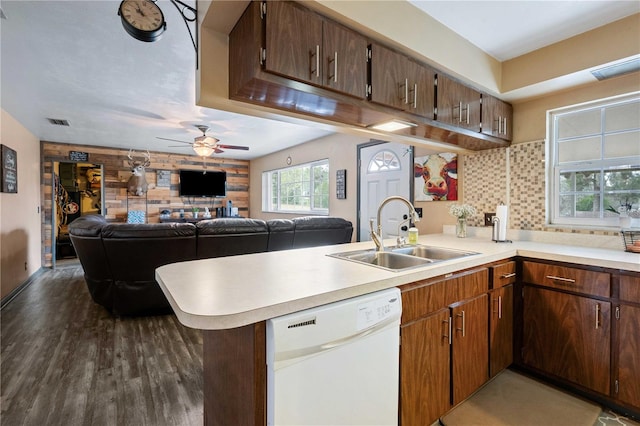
<box><xmin>328</xmin><ymin>245</ymin><xmax>478</xmax><ymax>271</ymax></box>
<box><xmin>389</xmin><ymin>245</ymin><xmax>478</xmax><ymax>260</ymax></box>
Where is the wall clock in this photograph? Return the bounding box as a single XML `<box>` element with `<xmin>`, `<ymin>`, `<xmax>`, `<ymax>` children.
<box><xmin>118</xmin><ymin>0</ymin><xmax>167</xmax><ymax>43</ymax></box>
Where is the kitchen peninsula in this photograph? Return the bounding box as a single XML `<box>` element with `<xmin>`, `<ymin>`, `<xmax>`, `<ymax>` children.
<box><xmin>156</xmin><ymin>234</ymin><xmax>640</xmax><ymax>425</ymax></box>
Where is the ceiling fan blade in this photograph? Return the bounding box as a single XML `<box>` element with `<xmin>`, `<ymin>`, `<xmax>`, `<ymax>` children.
<box><xmin>217</xmin><ymin>144</ymin><xmax>250</xmax><ymax>150</ymax></box>
<box><xmin>168</xmin><ymin>145</ymin><xmax>191</xmax><ymax>148</ymax></box>
<box><xmin>214</xmin><ymin>148</ymin><xmax>225</xmax><ymax>154</ymax></box>
<box><xmin>156</xmin><ymin>136</ymin><xmax>193</xmax><ymax>145</ymax></box>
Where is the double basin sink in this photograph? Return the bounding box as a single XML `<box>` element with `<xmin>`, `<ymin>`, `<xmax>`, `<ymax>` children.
<box><xmin>329</xmin><ymin>244</ymin><xmax>478</xmax><ymax>271</ymax></box>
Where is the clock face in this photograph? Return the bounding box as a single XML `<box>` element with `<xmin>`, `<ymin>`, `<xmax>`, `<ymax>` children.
<box><xmin>119</xmin><ymin>0</ymin><xmax>166</xmax><ymax>42</ymax></box>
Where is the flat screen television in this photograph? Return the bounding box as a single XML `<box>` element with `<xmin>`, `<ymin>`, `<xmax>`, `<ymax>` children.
<box><xmin>179</xmin><ymin>169</ymin><xmax>226</xmax><ymax>197</ymax></box>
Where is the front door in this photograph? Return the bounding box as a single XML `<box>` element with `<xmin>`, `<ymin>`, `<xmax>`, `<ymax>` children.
<box><xmin>357</xmin><ymin>141</ymin><xmax>413</xmax><ymax>241</ymax></box>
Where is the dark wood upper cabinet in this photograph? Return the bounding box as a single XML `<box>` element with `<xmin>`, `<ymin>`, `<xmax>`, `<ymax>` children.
<box><xmin>482</xmin><ymin>94</ymin><xmax>513</xmax><ymax>141</ymax></box>
<box><xmin>437</xmin><ymin>74</ymin><xmax>481</xmax><ymax>132</ymax></box>
<box><xmin>369</xmin><ymin>43</ymin><xmax>435</xmax><ymax>118</ymax></box>
<box><xmin>264</xmin><ymin>1</ymin><xmax>366</xmax><ymax>99</ymax></box>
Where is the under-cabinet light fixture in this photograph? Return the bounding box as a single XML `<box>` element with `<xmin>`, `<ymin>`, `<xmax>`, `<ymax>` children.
<box><xmin>369</xmin><ymin>119</ymin><xmax>418</xmax><ymax>132</ymax></box>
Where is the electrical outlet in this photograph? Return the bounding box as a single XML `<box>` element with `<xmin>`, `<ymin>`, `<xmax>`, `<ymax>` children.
<box><xmin>484</xmin><ymin>213</ymin><xmax>496</xmax><ymax>226</ymax></box>
<box><xmin>415</xmin><ymin>207</ymin><xmax>423</xmax><ymax>218</ymax></box>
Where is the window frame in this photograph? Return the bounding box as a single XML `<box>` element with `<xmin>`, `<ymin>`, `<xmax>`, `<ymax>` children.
<box><xmin>547</xmin><ymin>92</ymin><xmax>640</xmax><ymax>228</ymax></box>
<box><xmin>262</xmin><ymin>159</ymin><xmax>330</xmax><ymax>215</ymax></box>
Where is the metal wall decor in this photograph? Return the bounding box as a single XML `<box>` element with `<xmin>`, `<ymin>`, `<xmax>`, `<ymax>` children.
<box><xmin>1</xmin><ymin>144</ymin><xmax>17</xmax><ymax>193</ymax></box>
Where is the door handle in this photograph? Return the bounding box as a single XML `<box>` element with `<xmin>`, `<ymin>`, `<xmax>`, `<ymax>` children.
<box><xmin>456</xmin><ymin>310</ymin><xmax>465</xmax><ymax>337</ymax></box>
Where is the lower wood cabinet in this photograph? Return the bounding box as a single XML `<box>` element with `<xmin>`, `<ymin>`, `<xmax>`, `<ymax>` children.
<box><xmin>489</xmin><ymin>284</ymin><xmax>513</xmax><ymax>377</ymax></box>
<box><xmin>616</xmin><ymin>275</ymin><xmax>640</xmax><ymax>409</ymax></box>
<box><xmin>451</xmin><ymin>294</ymin><xmax>489</xmax><ymax>405</ymax></box>
<box><xmin>400</xmin><ymin>309</ymin><xmax>450</xmax><ymax>426</ymax></box>
<box><xmin>523</xmin><ymin>286</ymin><xmax>611</xmax><ymax>395</ymax></box>
<box><xmin>400</xmin><ymin>268</ymin><xmax>489</xmax><ymax>425</ymax></box>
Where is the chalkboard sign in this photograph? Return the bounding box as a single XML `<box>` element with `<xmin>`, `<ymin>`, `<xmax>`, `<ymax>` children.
<box><xmin>1</xmin><ymin>144</ymin><xmax>17</xmax><ymax>193</ymax></box>
<box><xmin>336</xmin><ymin>169</ymin><xmax>346</xmax><ymax>199</ymax></box>
<box><xmin>69</xmin><ymin>151</ymin><xmax>89</xmax><ymax>161</ymax></box>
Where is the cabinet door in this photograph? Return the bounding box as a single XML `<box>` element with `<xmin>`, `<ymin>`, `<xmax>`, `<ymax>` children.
<box><xmin>406</xmin><ymin>59</ymin><xmax>436</xmax><ymax>119</ymax></box>
<box><xmin>489</xmin><ymin>285</ymin><xmax>513</xmax><ymax>377</ymax></box>
<box><xmin>481</xmin><ymin>94</ymin><xmax>513</xmax><ymax>141</ymax></box>
<box><xmin>452</xmin><ymin>294</ymin><xmax>489</xmax><ymax>405</ymax></box>
<box><xmin>265</xmin><ymin>1</ymin><xmax>323</xmax><ymax>85</ymax></box>
<box><xmin>369</xmin><ymin>43</ymin><xmax>409</xmax><ymax>110</ymax></box>
<box><xmin>616</xmin><ymin>303</ymin><xmax>640</xmax><ymax>408</ymax></box>
<box><xmin>322</xmin><ymin>20</ymin><xmax>367</xmax><ymax>99</ymax></box>
<box><xmin>400</xmin><ymin>309</ymin><xmax>451</xmax><ymax>426</ymax></box>
<box><xmin>437</xmin><ymin>75</ymin><xmax>481</xmax><ymax>132</ymax></box>
<box><xmin>523</xmin><ymin>286</ymin><xmax>611</xmax><ymax>394</ymax></box>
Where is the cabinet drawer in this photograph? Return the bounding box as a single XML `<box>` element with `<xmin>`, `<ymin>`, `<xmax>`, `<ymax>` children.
<box><xmin>446</xmin><ymin>268</ymin><xmax>489</xmax><ymax>305</ymax></box>
<box><xmin>522</xmin><ymin>261</ymin><xmax>610</xmax><ymax>298</ymax></box>
<box><xmin>491</xmin><ymin>261</ymin><xmax>516</xmax><ymax>289</ymax></box>
<box><xmin>401</xmin><ymin>280</ymin><xmax>448</xmax><ymax>324</ymax></box>
<box><xmin>620</xmin><ymin>274</ymin><xmax>640</xmax><ymax>303</ymax></box>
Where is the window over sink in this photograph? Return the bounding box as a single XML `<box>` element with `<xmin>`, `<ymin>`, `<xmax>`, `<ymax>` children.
<box><xmin>548</xmin><ymin>93</ymin><xmax>640</xmax><ymax>228</ymax></box>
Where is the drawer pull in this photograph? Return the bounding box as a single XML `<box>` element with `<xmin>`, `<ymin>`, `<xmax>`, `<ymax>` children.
<box><xmin>498</xmin><ymin>296</ymin><xmax>502</xmax><ymax>319</ymax></box>
<box><xmin>443</xmin><ymin>318</ymin><xmax>452</xmax><ymax>345</ymax></box>
<box><xmin>595</xmin><ymin>303</ymin><xmax>601</xmax><ymax>329</ymax></box>
<box><xmin>546</xmin><ymin>275</ymin><xmax>576</xmax><ymax>284</ymax></box>
<box><xmin>500</xmin><ymin>272</ymin><xmax>516</xmax><ymax>279</ymax></box>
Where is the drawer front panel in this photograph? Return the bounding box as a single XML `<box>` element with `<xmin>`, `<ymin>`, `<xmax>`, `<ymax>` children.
<box><xmin>492</xmin><ymin>261</ymin><xmax>516</xmax><ymax>289</ymax></box>
<box><xmin>522</xmin><ymin>261</ymin><xmax>610</xmax><ymax>298</ymax></box>
<box><xmin>446</xmin><ymin>269</ymin><xmax>489</xmax><ymax>305</ymax></box>
<box><xmin>401</xmin><ymin>280</ymin><xmax>448</xmax><ymax>324</ymax></box>
<box><xmin>620</xmin><ymin>274</ymin><xmax>640</xmax><ymax>303</ymax></box>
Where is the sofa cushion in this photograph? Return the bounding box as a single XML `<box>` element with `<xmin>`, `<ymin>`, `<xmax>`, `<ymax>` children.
<box><xmin>292</xmin><ymin>216</ymin><xmax>353</xmax><ymax>248</ymax></box>
<box><xmin>101</xmin><ymin>222</ymin><xmax>196</xmax><ymax>238</ymax></box>
<box><xmin>68</xmin><ymin>214</ymin><xmax>107</xmax><ymax>237</ymax></box>
<box><xmin>266</xmin><ymin>219</ymin><xmax>295</xmax><ymax>251</ymax></box>
<box><xmin>196</xmin><ymin>218</ymin><xmax>269</xmax><ymax>258</ymax></box>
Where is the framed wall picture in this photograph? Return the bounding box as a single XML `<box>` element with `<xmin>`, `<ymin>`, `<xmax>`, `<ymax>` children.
<box><xmin>414</xmin><ymin>153</ymin><xmax>457</xmax><ymax>201</ymax></box>
<box><xmin>1</xmin><ymin>144</ymin><xmax>17</xmax><ymax>193</ymax></box>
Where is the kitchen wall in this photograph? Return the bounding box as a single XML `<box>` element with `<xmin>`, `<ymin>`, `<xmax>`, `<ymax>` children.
<box><xmin>41</xmin><ymin>142</ymin><xmax>249</xmax><ymax>267</ymax></box>
<box><xmin>1</xmin><ymin>109</ymin><xmax>42</xmax><ymax>299</ymax></box>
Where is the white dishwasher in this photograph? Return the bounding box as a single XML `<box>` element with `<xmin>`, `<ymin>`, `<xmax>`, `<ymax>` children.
<box><xmin>266</xmin><ymin>288</ymin><xmax>401</xmax><ymax>426</ymax></box>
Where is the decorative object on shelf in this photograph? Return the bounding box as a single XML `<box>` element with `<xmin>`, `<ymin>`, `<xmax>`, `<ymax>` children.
<box><xmin>126</xmin><ymin>149</ymin><xmax>151</xmax><ymax>196</ymax></box>
<box><xmin>127</xmin><ymin>210</ymin><xmax>146</xmax><ymax>224</ymax></box>
<box><xmin>1</xmin><ymin>144</ymin><xmax>17</xmax><ymax>193</ymax></box>
<box><xmin>192</xmin><ymin>207</ymin><xmax>199</xmax><ymax>218</ymax></box>
<box><xmin>203</xmin><ymin>207</ymin><xmax>211</xmax><ymax>219</ymax></box>
<box><xmin>449</xmin><ymin>203</ymin><xmax>476</xmax><ymax>238</ymax></box>
<box><xmin>414</xmin><ymin>153</ymin><xmax>457</xmax><ymax>201</ymax></box>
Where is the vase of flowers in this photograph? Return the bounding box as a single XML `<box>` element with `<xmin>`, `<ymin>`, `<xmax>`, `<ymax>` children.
<box><xmin>449</xmin><ymin>204</ymin><xmax>476</xmax><ymax>238</ymax></box>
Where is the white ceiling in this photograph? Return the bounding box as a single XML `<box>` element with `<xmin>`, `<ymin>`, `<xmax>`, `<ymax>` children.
<box><xmin>1</xmin><ymin>1</ymin><xmax>638</xmax><ymax>159</ymax></box>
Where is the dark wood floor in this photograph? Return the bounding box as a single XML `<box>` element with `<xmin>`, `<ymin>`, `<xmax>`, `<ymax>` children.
<box><xmin>1</xmin><ymin>262</ymin><xmax>204</xmax><ymax>425</ymax></box>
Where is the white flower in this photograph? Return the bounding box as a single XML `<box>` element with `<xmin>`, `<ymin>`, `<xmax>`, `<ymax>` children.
<box><xmin>449</xmin><ymin>203</ymin><xmax>476</xmax><ymax>219</ymax></box>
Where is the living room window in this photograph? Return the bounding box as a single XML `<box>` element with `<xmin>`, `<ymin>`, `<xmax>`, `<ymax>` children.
<box><xmin>262</xmin><ymin>159</ymin><xmax>330</xmax><ymax>214</ymax></box>
<box><xmin>548</xmin><ymin>93</ymin><xmax>640</xmax><ymax>228</ymax></box>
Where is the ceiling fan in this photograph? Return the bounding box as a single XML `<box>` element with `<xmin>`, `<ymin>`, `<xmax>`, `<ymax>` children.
<box><xmin>157</xmin><ymin>124</ymin><xmax>249</xmax><ymax>157</ymax></box>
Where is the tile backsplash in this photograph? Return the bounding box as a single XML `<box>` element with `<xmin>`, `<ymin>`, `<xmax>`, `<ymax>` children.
<box><xmin>462</xmin><ymin>140</ymin><xmax>619</xmax><ymax>238</ymax></box>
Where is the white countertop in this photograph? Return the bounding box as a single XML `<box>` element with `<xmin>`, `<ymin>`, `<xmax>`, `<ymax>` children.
<box><xmin>155</xmin><ymin>234</ymin><xmax>640</xmax><ymax>330</ymax></box>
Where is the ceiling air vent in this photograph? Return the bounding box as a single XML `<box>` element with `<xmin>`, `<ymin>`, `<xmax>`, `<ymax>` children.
<box><xmin>591</xmin><ymin>58</ymin><xmax>640</xmax><ymax>81</ymax></box>
<box><xmin>47</xmin><ymin>118</ymin><xmax>70</xmax><ymax>126</ymax></box>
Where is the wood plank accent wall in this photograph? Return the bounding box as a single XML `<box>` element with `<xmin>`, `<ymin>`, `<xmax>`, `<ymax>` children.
<box><xmin>41</xmin><ymin>142</ymin><xmax>250</xmax><ymax>267</ymax></box>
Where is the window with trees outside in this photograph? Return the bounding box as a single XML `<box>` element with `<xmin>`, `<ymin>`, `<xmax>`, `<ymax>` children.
<box><xmin>549</xmin><ymin>93</ymin><xmax>640</xmax><ymax>228</ymax></box>
<box><xmin>262</xmin><ymin>159</ymin><xmax>330</xmax><ymax>214</ymax></box>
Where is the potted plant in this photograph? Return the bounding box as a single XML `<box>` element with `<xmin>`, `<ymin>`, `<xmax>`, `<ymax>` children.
<box><xmin>192</xmin><ymin>207</ymin><xmax>199</xmax><ymax>219</ymax></box>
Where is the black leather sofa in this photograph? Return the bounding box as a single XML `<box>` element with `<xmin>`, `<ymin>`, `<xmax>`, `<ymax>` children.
<box><xmin>69</xmin><ymin>215</ymin><xmax>353</xmax><ymax>316</ymax></box>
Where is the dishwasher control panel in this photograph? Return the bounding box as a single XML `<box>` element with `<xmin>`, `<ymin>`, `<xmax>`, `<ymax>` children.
<box><xmin>356</xmin><ymin>290</ymin><xmax>401</xmax><ymax>331</ymax></box>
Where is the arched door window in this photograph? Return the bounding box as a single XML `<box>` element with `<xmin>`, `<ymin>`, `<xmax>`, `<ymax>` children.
<box><xmin>368</xmin><ymin>150</ymin><xmax>401</xmax><ymax>173</ymax></box>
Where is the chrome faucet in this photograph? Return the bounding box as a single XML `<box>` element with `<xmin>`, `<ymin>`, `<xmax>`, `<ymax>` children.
<box><xmin>370</xmin><ymin>196</ymin><xmax>421</xmax><ymax>252</ymax></box>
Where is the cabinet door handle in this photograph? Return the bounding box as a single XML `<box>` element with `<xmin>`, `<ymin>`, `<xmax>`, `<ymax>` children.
<box><xmin>413</xmin><ymin>83</ymin><xmax>418</xmax><ymax>108</ymax></box>
<box><xmin>498</xmin><ymin>296</ymin><xmax>502</xmax><ymax>319</ymax></box>
<box><xmin>595</xmin><ymin>303</ymin><xmax>601</xmax><ymax>329</ymax></box>
<box><xmin>443</xmin><ymin>318</ymin><xmax>452</xmax><ymax>345</ymax></box>
<box><xmin>456</xmin><ymin>310</ymin><xmax>466</xmax><ymax>337</ymax></box>
<box><xmin>503</xmin><ymin>117</ymin><xmax>507</xmax><ymax>135</ymax></box>
<box><xmin>404</xmin><ymin>78</ymin><xmax>409</xmax><ymax>104</ymax></box>
<box><xmin>457</xmin><ymin>101</ymin><xmax>463</xmax><ymax>122</ymax></box>
<box><xmin>327</xmin><ymin>51</ymin><xmax>338</xmax><ymax>83</ymax></box>
<box><xmin>501</xmin><ymin>272</ymin><xmax>516</xmax><ymax>279</ymax></box>
<box><xmin>466</xmin><ymin>104</ymin><xmax>470</xmax><ymax>124</ymax></box>
<box><xmin>546</xmin><ymin>275</ymin><xmax>576</xmax><ymax>284</ymax></box>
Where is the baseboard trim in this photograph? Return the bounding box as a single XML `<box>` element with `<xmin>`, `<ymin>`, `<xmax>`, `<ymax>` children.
<box><xmin>1</xmin><ymin>267</ymin><xmax>46</xmax><ymax>309</ymax></box>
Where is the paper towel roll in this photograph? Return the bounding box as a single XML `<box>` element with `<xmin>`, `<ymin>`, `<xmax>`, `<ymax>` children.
<box><xmin>496</xmin><ymin>205</ymin><xmax>508</xmax><ymax>241</ymax></box>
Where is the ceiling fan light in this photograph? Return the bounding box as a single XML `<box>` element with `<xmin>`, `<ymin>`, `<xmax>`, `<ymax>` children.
<box><xmin>193</xmin><ymin>145</ymin><xmax>215</xmax><ymax>157</ymax></box>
